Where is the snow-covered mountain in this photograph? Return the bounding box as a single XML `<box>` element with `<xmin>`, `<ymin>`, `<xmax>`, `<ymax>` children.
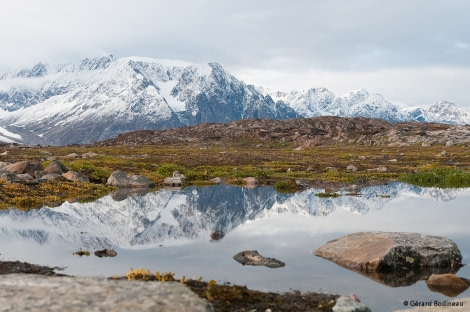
<box><xmin>264</xmin><ymin>87</ymin><xmax>469</xmax><ymax>124</ymax></box>
<box><xmin>0</xmin><ymin>183</ymin><xmax>465</xmax><ymax>249</ymax></box>
<box><xmin>0</xmin><ymin>55</ymin><xmax>468</xmax><ymax>145</ymax></box>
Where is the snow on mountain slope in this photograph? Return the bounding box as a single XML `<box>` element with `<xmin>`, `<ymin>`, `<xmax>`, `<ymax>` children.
<box><xmin>0</xmin><ymin>54</ymin><xmax>468</xmax><ymax>145</ymax></box>
<box><xmin>0</xmin><ymin>55</ymin><xmax>296</xmax><ymax>145</ymax></box>
<box><xmin>0</xmin><ymin>125</ymin><xmax>22</xmax><ymax>143</ymax></box>
<box><xmin>263</xmin><ymin>88</ymin><xmax>426</xmax><ymax>122</ymax></box>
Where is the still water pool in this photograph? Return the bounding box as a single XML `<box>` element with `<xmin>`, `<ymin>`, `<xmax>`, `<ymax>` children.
<box><xmin>1</xmin><ymin>183</ymin><xmax>469</xmax><ymax>311</ymax></box>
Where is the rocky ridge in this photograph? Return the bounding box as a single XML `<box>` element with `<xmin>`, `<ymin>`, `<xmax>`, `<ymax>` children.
<box><xmin>96</xmin><ymin>116</ymin><xmax>470</xmax><ymax>147</ymax></box>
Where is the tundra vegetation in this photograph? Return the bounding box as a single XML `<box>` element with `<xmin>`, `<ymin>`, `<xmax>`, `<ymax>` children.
<box><xmin>124</xmin><ymin>268</ymin><xmax>338</xmax><ymax>311</ymax></box>
<box><xmin>1</xmin><ymin>142</ymin><xmax>470</xmax><ymax>209</ymax></box>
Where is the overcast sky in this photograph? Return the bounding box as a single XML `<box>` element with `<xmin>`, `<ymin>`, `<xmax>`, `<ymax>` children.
<box><xmin>1</xmin><ymin>0</ymin><xmax>469</xmax><ymax>108</ymax></box>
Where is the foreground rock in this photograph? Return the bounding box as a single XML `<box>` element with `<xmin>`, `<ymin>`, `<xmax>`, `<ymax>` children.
<box><xmin>106</xmin><ymin>170</ymin><xmax>155</xmax><ymax>188</ymax></box>
<box><xmin>233</xmin><ymin>250</ymin><xmax>285</xmax><ymax>268</ymax></box>
<box><xmin>333</xmin><ymin>295</ymin><xmax>370</xmax><ymax>312</ymax></box>
<box><xmin>314</xmin><ymin>232</ymin><xmax>462</xmax><ymax>286</ymax></box>
<box><xmin>0</xmin><ymin>274</ymin><xmax>213</xmax><ymax>312</ymax></box>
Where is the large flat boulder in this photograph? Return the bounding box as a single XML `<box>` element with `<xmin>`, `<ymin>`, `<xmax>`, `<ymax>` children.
<box><xmin>314</xmin><ymin>232</ymin><xmax>462</xmax><ymax>274</ymax></box>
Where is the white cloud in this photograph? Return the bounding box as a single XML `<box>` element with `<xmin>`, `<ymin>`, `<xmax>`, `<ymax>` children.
<box><xmin>1</xmin><ymin>0</ymin><xmax>469</xmax><ymax>107</ymax></box>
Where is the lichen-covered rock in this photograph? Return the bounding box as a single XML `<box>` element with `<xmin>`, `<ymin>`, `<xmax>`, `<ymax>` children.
<box><xmin>4</xmin><ymin>161</ymin><xmax>43</xmax><ymax>178</ymax></box>
<box><xmin>163</xmin><ymin>171</ymin><xmax>186</xmax><ymax>187</ymax></box>
<box><xmin>106</xmin><ymin>170</ymin><xmax>155</xmax><ymax>188</ymax></box>
<box><xmin>233</xmin><ymin>250</ymin><xmax>285</xmax><ymax>268</ymax></box>
<box><xmin>62</xmin><ymin>171</ymin><xmax>90</xmax><ymax>183</ymax></box>
<box><xmin>314</xmin><ymin>232</ymin><xmax>462</xmax><ymax>273</ymax></box>
<box><xmin>44</xmin><ymin>160</ymin><xmax>68</xmax><ymax>175</ymax></box>
<box><xmin>333</xmin><ymin>296</ymin><xmax>371</xmax><ymax>312</ymax></box>
<box><xmin>243</xmin><ymin>177</ymin><xmax>258</xmax><ymax>187</ymax></box>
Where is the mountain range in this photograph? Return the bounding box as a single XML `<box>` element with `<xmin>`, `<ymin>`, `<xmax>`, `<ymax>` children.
<box><xmin>0</xmin><ymin>55</ymin><xmax>468</xmax><ymax>145</ymax></box>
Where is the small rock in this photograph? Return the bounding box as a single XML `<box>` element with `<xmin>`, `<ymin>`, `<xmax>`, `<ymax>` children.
<box><xmin>243</xmin><ymin>177</ymin><xmax>258</xmax><ymax>187</ymax></box>
<box><xmin>210</xmin><ymin>177</ymin><xmax>222</xmax><ymax>184</ymax></box>
<box><xmin>233</xmin><ymin>250</ymin><xmax>285</xmax><ymax>268</ymax></box>
<box><xmin>210</xmin><ymin>230</ymin><xmax>225</xmax><ymax>241</ymax></box>
<box><xmin>65</xmin><ymin>153</ymin><xmax>81</xmax><ymax>159</ymax></box>
<box><xmin>332</xmin><ymin>296</ymin><xmax>371</xmax><ymax>312</ymax></box>
<box><xmin>107</xmin><ymin>170</ymin><xmax>155</xmax><ymax>188</ymax></box>
<box><xmin>94</xmin><ymin>249</ymin><xmax>117</xmax><ymax>257</ymax></box>
<box><xmin>82</xmin><ymin>152</ymin><xmax>101</xmax><ymax>158</ymax></box>
<box><xmin>4</xmin><ymin>161</ymin><xmax>43</xmax><ymax>178</ymax></box>
<box><xmin>40</xmin><ymin>174</ymin><xmax>66</xmax><ymax>181</ymax></box>
<box><xmin>346</xmin><ymin>164</ymin><xmax>357</xmax><ymax>172</ymax></box>
<box><xmin>44</xmin><ymin>160</ymin><xmax>68</xmax><ymax>175</ymax></box>
<box><xmin>426</xmin><ymin>273</ymin><xmax>469</xmax><ymax>297</ymax></box>
<box><xmin>62</xmin><ymin>171</ymin><xmax>90</xmax><ymax>183</ymax></box>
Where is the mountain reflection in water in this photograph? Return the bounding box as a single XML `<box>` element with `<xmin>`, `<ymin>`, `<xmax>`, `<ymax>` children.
<box><xmin>1</xmin><ymin>183</ymin><xmax>470</xmax><ymax>312</ymax></box>
<box><xmin>0</xmin><ymin>183</ymin><xmax>467</xmax><ymax>249</ymax></box>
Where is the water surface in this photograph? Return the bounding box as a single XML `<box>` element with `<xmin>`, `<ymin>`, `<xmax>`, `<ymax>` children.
<box><xmin>1</xmin><ymin>183</ymin><xmax>469</xmax><ymax>312</ymax></box>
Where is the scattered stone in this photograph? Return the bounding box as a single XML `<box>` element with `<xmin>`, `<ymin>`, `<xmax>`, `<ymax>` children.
<box><xmin>107</xmin><ymin>170</ymin><xmax>155</xmax><ymax>188</ymax></box>
<box><xmin>62</xmin><ymin>171</ymin><xmax>90</xmax><ymax>183</ymax></box>
<box><xmin>210</xmin><ymin>230</ymin><xmax>225</xmax><ymax>241</ymax></box>
<box><xmin>44</xmin><ymin>160</ymin><xmax>68</xmax><ymax>175</ymax></box>
<box><xmin>163</xmin><ymin>171</ymin><xmax>186</xmax><ymax>187</ymax></box>
<box><xmin>346</xmin><ymin>164</ymin><xmax>357</xmax><ymax>172</ymax></box>
<box><xmin>426</xmin><ymin>274</ymin><xmax>469</xmax><ymax>297</ymax></box>
<box><xmin>210</xmin><ymin>177</ymin><xmax>222</xmax><ymax>184</ymax></box>
<box><xmin>4</xmin><ymin>161</ymin><xmax>43</xmax><ymax>178</ymax></box>
<box><xmin>243</xmin><ymin>177</ymin><xmax>258</xmax><ymax>187</ymax></box>
<box><xmin>94</xmin><ymin>249</ymin><xmax>117</xmax><ymax>258</ymax></box>
<box><xmin>332</xmin><ymin>295</ymin><xmax>371</xmax><ymax>312</ymax></box>
<box><xmin>15</xmin><ymin>173</ymin><xmax>34</xmax><ymax>181</ymax></box>
<box><xmin>1</xmin><ymin>172</ymin><xmax>19</xmax><ymax>182</ymax></box>
<box><xmin>233</xmin><ymin>250</ymin><xmax>285</xmax><ymax>268</ymax></box>
<box><xmin>65</xmin><ymin>153</ymin><xmax>81</xmax><ymax>159</ymax></box>
<box><xmin>314</xmin><ymin>232</ymin><xmax>462</xmax><ymax>274</ymax></box>
<box><xmin>82</xmin><ymin>152</ymin><xmax>101</xmax><ymax>158</ymax></box>
<box><xmin>40</xmin><ymin>174</ymin><xmax>66</xmax><ymax>181</ymax></box>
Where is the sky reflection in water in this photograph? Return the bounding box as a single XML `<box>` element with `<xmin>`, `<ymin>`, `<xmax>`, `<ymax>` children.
<box><xmin>1</xmin><ymin>182</ymin><xmax>469</xmax><ymax>312</ymax></box>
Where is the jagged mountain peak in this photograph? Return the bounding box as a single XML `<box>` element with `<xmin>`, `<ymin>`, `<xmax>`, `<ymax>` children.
<box><xmin>0</xmin><ymin>55</ymin><xmax>468</xmax><ymax>145</ymax></box>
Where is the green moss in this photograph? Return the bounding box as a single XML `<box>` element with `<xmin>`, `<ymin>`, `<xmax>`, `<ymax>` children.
<box><xmin>274</xmin><ymin>180</ymin><xmax>299</xmax><ymax>193</ymax></box>
<box><xmin>315</xmin><ymin>192</ymin><xmax>340</xmax><ymax>198</ymax></box>
<box><xmin>399</xmin><ymin>167</ymin><xmax>470</xmax><ymax>188</ymax></box>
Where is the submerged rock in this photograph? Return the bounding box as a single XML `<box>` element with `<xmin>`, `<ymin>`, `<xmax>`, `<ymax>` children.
<box><xmin>426</xmin><ymin>274</ymin><xmax>470</xmax><ymax>297</ymax></box>
<box><xmin>314</xmin><ymin>232</ymin><xmax>462</xmax><ymax>273</ymax></box>
<box><xmin>233</xmin><ymin>250</ymin><xmax>285</xmax><ymax>268</ymax></box>
<box><xmin>94</xmin><ymin>249</ymin><xmax>117</xmax><ymax>258</ymax></box>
